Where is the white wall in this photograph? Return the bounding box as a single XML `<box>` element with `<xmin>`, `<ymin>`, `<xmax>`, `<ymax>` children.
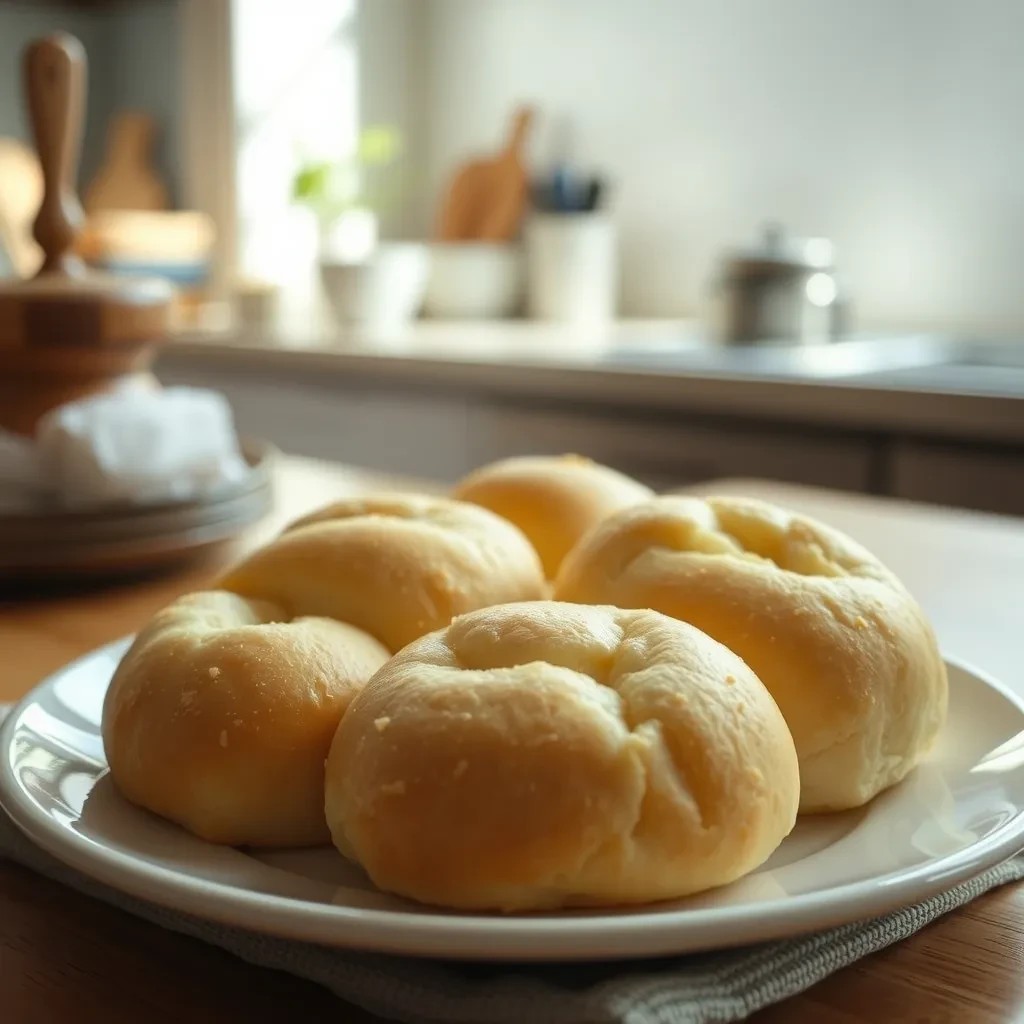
<box><xmin>421</xmin><ymin>0</ymin><xmax>1024</xmax><ymax>336</ymax></box>
<box><xmin>357</xmin><ymin>0</ymin><xmax>430</xmax><ymax>239</ymax></box>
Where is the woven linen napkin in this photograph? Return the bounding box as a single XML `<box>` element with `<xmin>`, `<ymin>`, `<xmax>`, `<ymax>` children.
<box><xmin>2</xmin><ymin>704</ymin><xmax>1022</xmax><ymax>1024</ymax></box>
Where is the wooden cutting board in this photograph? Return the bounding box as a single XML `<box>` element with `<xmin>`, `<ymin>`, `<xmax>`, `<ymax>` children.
<box><xmin>436</xmin><ymin>105</ymin><xmax>534</xmax><ymax>242</ymax></box>
<box><xmin>85</xmin><ymin>110</ymin><xmax>169</xmax><ymax>212</ymax></box>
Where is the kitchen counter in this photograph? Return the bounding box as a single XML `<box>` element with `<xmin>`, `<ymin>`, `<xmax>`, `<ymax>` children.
<box><xmin>158</xmin><ymin>320</ymin><xmax>1024</xmax><ymax>517</ymax></box>
<box><xmin>162</xmin><ymin>321</ymin><xmax>1024</xmax><ymax>445</ymax></box>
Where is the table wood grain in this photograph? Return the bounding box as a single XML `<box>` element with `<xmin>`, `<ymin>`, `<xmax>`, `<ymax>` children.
<box><xmin>3</xmin><ymin>457</ymin><xmax>1023</xmax><ymax>1023</ymax></box>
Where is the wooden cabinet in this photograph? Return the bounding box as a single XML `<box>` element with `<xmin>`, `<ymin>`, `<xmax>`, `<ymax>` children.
<box><xmin>157</xmin><ymin>363</ymin><xmax>474</xmax><ymax>481</ymax></box>
<box><xmin>155</xmin><ymin>368</ymin><xmax>366</xmax><ymax>463</ymax></box>
<box><xmin>160</xmin><ymin>353</ymin><xmax>1024</xmax><ymax>516</ymax></box>
<box><xmin>159</xmin><ymin>359</ymin><xmax>877</xmax><ymax>491</ymax></box>
<box><xmin>890</xmin><ymin>440</ymin><xmax>1024</xmax><ymax>517</ymax></box>
<box><xmin>342</xmin><ymin>391</ymin><xmax>472</xmax><ymax>482</ymax></box>
<box><xmin>467</xmin><ymin>402</ymin><xmax>875</xmax><ymax>492</ymax></box>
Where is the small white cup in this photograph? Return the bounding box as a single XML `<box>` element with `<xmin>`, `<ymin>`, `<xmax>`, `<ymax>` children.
<box><xmin>525</xmin><ymin>213</ymin><xmax>617</xmax><ymax>324</ymax></box>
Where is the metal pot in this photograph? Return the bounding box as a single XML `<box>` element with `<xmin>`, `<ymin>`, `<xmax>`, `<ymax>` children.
<box><xmin>710</xmin><ymin>224</ymin><xmax>847</xmax><ymax>344</ymax></box>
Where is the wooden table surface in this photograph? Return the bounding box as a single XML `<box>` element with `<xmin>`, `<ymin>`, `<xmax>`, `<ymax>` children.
<box><xmin>3</xmin><ymin>456</ymin><xmax>1024</xmax><ymax>1023</ymax></box>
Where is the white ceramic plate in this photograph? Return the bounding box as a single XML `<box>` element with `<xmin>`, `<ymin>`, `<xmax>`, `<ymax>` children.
<box><xmin>2</xmin><ymin>643</ymin><xmax>1024</xmax><ymax>962</ymax></box>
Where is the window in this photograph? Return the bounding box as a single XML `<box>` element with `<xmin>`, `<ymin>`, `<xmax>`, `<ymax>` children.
<box><xmin>232</xmin><ymin>0</ymin><xmax>358</xmax><ymax>282</ymax></box>
<box><xmin>178</xmin><ymin>0</ymin><xmax>360</xmax><ymax>295</ymax></box>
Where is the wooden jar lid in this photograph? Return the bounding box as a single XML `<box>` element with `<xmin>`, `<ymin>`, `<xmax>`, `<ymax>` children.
<box><xmin>0</xmin><ymin>269</ymin><xmax>172</xmax><ymax>350</ymax></box>
<box><xmin>0</xmin><ymin>34</ymin><xmax>172</xmax><ymax>352</ymax></box>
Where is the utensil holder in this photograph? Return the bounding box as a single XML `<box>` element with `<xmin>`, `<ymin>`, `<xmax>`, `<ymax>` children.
<box><xmin>525</xmin><ymin>213</ymin><xmax>617</xmax><ymax>324</ymax></box>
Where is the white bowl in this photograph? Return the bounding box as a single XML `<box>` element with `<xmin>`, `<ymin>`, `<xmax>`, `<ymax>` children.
<box><xmin>423</xmin><ymin>243</ymin><xmax>524</xmax><ymax>319</ymax></box>
<box><xmin>320</xmin><ymin>242</ymin><xmax>429</xmax><ymax>328</ymax></box>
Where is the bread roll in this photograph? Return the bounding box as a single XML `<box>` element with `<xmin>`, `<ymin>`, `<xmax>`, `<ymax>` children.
<box><xmin>554</xmin><ymin>495</ymin><xmax>948</xmax><ymax>812</ymax></box>
<box><xmin>325</xmin><ymin>601</ymin><xmax>799</xmax><ymax>911</ymax></box>
<box><xmin>219</xmin><ymin>493</ymin><xmax>546</xmax><ymax>651</ymax></box>
<box><xmin>453</xmin><ymin>455</ymin><xmax>653</xmax><ymax>578</ymax></box>
<box><xmin>102</xmin><ymin>590</ymin><xmax>389</xmax><ymax>847</ymax></box>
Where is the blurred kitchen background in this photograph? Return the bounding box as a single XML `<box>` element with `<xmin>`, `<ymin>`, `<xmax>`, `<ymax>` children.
<box><xmin>3</xmin><ymin>0</ymin><xmax>1024</xmax><ymax>516</ymax></box>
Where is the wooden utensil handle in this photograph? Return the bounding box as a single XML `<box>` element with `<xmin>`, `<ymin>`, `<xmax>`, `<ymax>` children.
<box><xmin>505</xmin><ymin>105</ymin><xmax>534</xmax><ymax>156</ymax></box>
<box><xmin>24</xmin><ymin>34</ymin><xmax>86</xmax><ymax>276</ymax></box>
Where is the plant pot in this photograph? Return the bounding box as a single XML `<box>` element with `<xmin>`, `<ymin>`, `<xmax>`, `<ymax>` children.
<box><xmin>320</xmin><ymin>242</ymin><xmax>430</xmax><ymax>329</ymax></box>
<box><xmin>525</xmin><ymin>213</ymin><xmax>617</xmax><ymax>324</ymax></box>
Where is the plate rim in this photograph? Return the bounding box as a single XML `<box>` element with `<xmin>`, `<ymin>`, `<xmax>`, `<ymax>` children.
<box><xmin>0</xmin><ymin>435</ymin><xmax>276</xmax><ymax>525</ymax></box>
<box><xmin>0</xmin><ymin>438</ymin><xmax>276</xmax><ymax>574</ymax></box>
<box><xmin>2</xmin><ymin>643</ymin><xmax>1023</xmax><ymax>962</ymax></box>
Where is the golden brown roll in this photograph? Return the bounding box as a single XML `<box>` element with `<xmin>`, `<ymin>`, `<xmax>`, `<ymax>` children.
<box><xmin>102</xmin><ymin>590</ymin><xmax>389</xmax><ymax>847</ymax></box>
<box><xmin>325</xmin><ymin>601</ymin><xmax>799</xmax><ymax>911</ymax></box>
<box><xmin>554</xmin><ymin>495</ymin><xmax>948</xmax><ymax>812</ymax></box>
<box><xmin>452</xmin><ymin>455</ymin><xmax>653</xmax><ymax>578</ymax></box>
<box><xmin>219</xmin><ymin>493</ymin><xmax>547</xmax><ymax>652</ymax></box>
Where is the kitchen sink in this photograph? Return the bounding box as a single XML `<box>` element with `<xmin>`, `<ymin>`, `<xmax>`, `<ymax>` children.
<box><xmin>606</xmin><ymin>333</ymin><xmax>960</xmax><ymax>380</ymax></box>
<box><xmin>846</xmin><ymin>363</ymin><xmax>1024</xmax><ymax>394</ymax></box>
<box><xmin>606</xmin><ymin>333</ymin><xmax>1024</xmax><ymax>394</ymax></box>
<box><xmin>840</xmin><ymin>340</ymin><xmax>1024</xmax><ymax>394</ymax></box>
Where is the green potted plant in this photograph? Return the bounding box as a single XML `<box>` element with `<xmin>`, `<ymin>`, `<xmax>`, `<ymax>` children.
<box><xmin>292</xmin><ymin>126</ymin><xmax>429</xmax><ymax>330</ymax></box>
<box><xmin>291</xmin><ymin>124</ymin><xmax>402</xmax><ymax>260</ymax></box>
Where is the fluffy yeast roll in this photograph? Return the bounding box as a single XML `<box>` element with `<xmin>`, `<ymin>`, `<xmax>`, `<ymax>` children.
<box><xmin>452</xmin><ymin>454</ymin><xmax>653</xmax><ymax>578</ymax></box>
<box><xmin>102</xmin><ymin>591</ymin><xmax>389</xmax><ymax>847</ymax></box>
<box><xmin>554</xmin><ymin>495</ymin><xmax>948</xmax><ymax>813</ymax></box>
<box><xmin>325</xmin><ymin>601</ymin><xmax>799</xmax><ymax>912</ymax></box>
<box><xmin>219</xmin><ymin>493</ymin><xmax>546</xmax><ymax>651</ymax></box>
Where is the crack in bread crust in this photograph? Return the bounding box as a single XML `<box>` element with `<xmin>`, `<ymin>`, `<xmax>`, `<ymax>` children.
<box><xmin>554</xmin><ymin>495</ymin><xmax>948</xmax><ymax>814</ymax></box>
<box><xmin>324</xmin><ymin>601</ymin><xmax>800</xmax><ymax>911</ymax></box>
